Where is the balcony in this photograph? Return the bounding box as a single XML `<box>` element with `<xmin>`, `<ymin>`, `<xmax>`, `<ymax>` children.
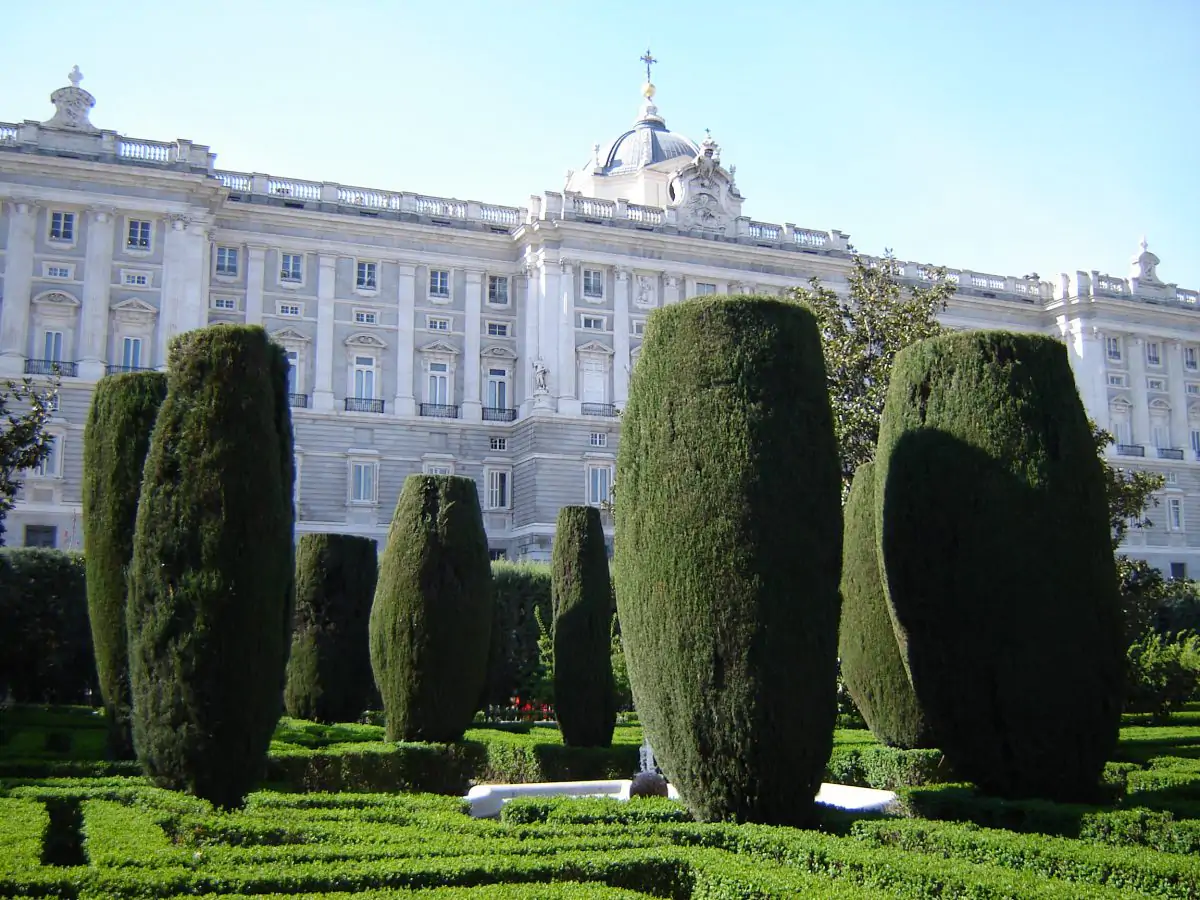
<box><xmin>345</xmin><ymin>397</ymin><xmax>384</xmax><ymax>414</ymax></box>
<box><xmin>420</xmin><ymin>403</ymin><xmax>459</xmax><ymax>419</ymax></box>
<box><xmin>483</xmin><ymin>406</ymin><xmax>517</xmax><ymax>422</ymax></box>
<box><xmin>105</xmin><ymin>364</ymin><xmax>154</xmax><ymax>375</ymax></box>
<box><xmin>581</xmin><ymin>402</ymin><xmax>618</xmax><ymax>418</ymax></box>
<box><xmin>1157</xmin><ymin>447</ymin><xmax>1185</xmax><ymax>461</ymax></box>
<box><xmin>288</xmin><ymin>393</ymin><xmax>309</xmax><ymax>409</ymax></box>
<box><xmin>1116</xmin><ymin>444</ymin><xmax>1145</xmax><ymax>457</ymax></box>
<box><xmin>25</xmin><ymin>359</ymin><xmax>77</xmax><ymax>377</ymax></box>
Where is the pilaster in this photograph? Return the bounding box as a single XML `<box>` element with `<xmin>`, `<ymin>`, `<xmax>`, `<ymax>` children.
<box><xmin>245</xmin><ymin>244</ymin><xmax>267</xmax><ymax>326</ymax></box>
<box><xmin>461</xmin><ymin>268</ymin><xmax>483</xmax><ymax>421</ymax></box>
<box><xmin>1167</xmin><ymin>340</ymin><xmax>1188</xmax><ymax>450</ymax></box>
<box><xmin>613</xmin><ymin>267</ymin><xmax>631</xmax><ymax>405</ymax></box>
<box><xmin>538</xmin><ymin>259</ymin><xmax>561</xmax><ymax>411</ymax></box>
<box><xmin>0</xmin><ymin>201</ymin><xmax>39</xmax><ymax>376</ymax></box>
<box><xmin>393</xmin><ymin>263</ymin><xmax>416</xmax><ymax>416</ymax></box>
<box><xmin>519</xmin><ymin>262</ymin><xmax>538</xmax><ymax>410</ymax></box>
<box><xmin>557</xmin><ymin>259</ymin><xmax>579</xmax><ymax>415</ymax></box>
<box><xmin>1128</xmin><ymin>336</ymin><xmax>1150</xmax><ymax>446</ymax></box>
<box><xmin>77</xmin><ymin>208</ymin><xmax>115</xmax><ymax>380</ymax></box>
<box><xmin>312</xmin><ymin>254</ymin><xmax>337</xmax><ymax>412</ymax></box>
<box><xmin>663</xmin><ymin>273</ymin><xmax>681</xmax><ymax>306</ymax></box>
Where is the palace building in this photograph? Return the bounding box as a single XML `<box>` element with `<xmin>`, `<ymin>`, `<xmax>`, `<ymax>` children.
<box><xmin>1</xmin><ymin>67</ymin><xmax>1198</xmax><ymax>573</ymax></box>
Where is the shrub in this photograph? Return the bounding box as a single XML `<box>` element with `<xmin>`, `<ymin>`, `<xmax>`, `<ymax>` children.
<box><xmin>370</xmin><ymin>474</ymin><xmax>493</xmax><ymax>742</ymax></box>
<box><xmin>81</xmin><ymin>371</ymin><xmax>167</xmax><ymax>759</ymax></box>
<box><xmin>0</xmin><ymin>548</ymin><xmax>95</xmax><ymax>704</ymax></box>
<box><xmin>552</xmin><ymin>505</ymin><xmax>616</xmax><ymax>747</ymax></box>
<box><xmin>1125</xmin><ymin>632</ymin><xmax>1200</xmax><ymax>723</ymax></box>
<box><xmin>284</xmin><ymin>533</ymin><xmax>378</xmax><ymax>724</ymax></box>
<box><xmin>837</xmin><ymin>461</ymin><xmax>932</xmax><ymax>749</ymax></box>
<box><xmin>614</xmin><ymin>296</ymin><xmax>842</xmax><ymax>825</ymax></box>
<box><xmin>484</xmin><ymin>562</ymin><xmax>552</xmax><ymax>705</ymax></box>
<box><xmin>127</xmin><ymin>324</ymin><xmax>294</xmax><ymax>808</ymax></box>
<box><xmin>875</xmin><ymin>331</ymin><xmax>1124</xmax><ymax>801</ymax></box>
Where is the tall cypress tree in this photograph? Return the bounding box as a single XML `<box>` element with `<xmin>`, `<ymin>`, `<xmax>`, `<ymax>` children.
<box><xmin>82</xmin><ymin>371</ymin><xmax>167</xmax><ymax>759</ymax></box>
<box><xmin>285</xmin><ymin>533</ymin><xmax>378</xmax><ymax>724</ymax></box>
<box><xmin>615</xmin><ymin>296</ymin><xmax>843</xmax><ymax>825</ymax></box>
<box><xmin>370</xmin><ymin>474</ymin><xmax>492</xmax><ymax>742</ymax></box>
<box><xmin>552</xmin><ymin>505</ymin><xmax>615</xmax><ymax>747</ymax></box>
<box><xmin>128</xmin><ymin>325</ymin><xmax>294</xmax><ymax>808</ymax></box>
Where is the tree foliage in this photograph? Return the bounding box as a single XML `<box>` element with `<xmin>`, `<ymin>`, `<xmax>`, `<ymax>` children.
<box><xmin>1091</xmin><ymin>423</ymin><xmax>1166</xmax><ymax>549</ymax></box>
<box><xmin>0</xmin><ymin>375</ymin><xmax>60</xmax><ymax>544</ymax></box>
<box><xmin>788</xmin><ymin>254</ymin><xmax>955</xmax><ymax>494</ymax></box>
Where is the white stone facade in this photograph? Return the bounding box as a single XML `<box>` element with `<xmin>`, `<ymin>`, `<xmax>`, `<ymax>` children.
<box><xmin>2</xmin><ymin>69</ymin><xmax>1198</xmax><ymax>574</ymax></box>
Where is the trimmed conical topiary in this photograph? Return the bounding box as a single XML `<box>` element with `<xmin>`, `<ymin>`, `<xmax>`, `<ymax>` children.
<box><xmin>82</xmin><ymin>371</ymin><xmax>167</xmax><ymax>759</ymax></box>
<box><xmin>615</xmin><ymin>295</ymin><xmax>843</xmax><ymax>825</ymax></box>
<box><xmin>837</xmin><ymin>461</ymin><xmax>933</xmax><ymax>749</ymax></box>
<box><xmin>370</xmin><ymin>474</ymin><xmax>492</xmax><ymax>742</ymax></box>
<box><xmin>284</xmin><ymin>534</ymin><xmax>378</xmax><ymax>724</ymax></box>
<box><xmin>128</xmin><ymin>324</ymin><xmax>295</xmax><ymax>809</ymax></box>
<box><xmin>552</xmin><ymin>505</ymin><xmax>616</xmax><ymax>747</ymax></box>
<box><xmin>875</xmin><ymin>330</ymin><xmax>1123</xmax><ymax>801</ymax></box>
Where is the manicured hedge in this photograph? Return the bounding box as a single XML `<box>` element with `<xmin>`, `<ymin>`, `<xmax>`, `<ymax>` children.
<box><xmin>875</xmin><ymin>331</ymin><xmax>1124</xmax><ymax>802</ymax></box>
<box><xmin>82</xmin><ymin>371</ymin><xmax>168</xmax><ymax>759</ymax></box>
<box><xmin>485</xmin><ymin>562</ymin><xmax>552</xmax><ymax>705</ymax></box>
<box><xmin>615</xmin><ymin>296</ymin><xmax>842</xmax><ymax>825</ymax></box>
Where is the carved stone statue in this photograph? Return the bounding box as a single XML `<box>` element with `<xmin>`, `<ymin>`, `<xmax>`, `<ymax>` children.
<box><xmin>533</xmin><ymin>359</ymin><xmax>550</xmax><ymax>394</ymax></box>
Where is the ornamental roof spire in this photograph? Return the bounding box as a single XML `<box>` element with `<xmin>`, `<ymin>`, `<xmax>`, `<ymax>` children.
<box><xmin>636</xmin><ymin>48</ymin><xmax>664</xmax><ymax>125</ymax></box>
<box><xmin>42</xmin><ymin>65</ymin><xmax>98</xmax><ymax>132</ymax></box>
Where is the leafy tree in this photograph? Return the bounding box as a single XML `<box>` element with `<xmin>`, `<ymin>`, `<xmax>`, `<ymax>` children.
<box><xmin>788</xmin><ymin>254</ymin><xmax>955</xmax><ymax>494</ymax></box>
<box><xmin>0</xmin><ymin>375</ymin><xmax>60</xmax><ymax>544</ymax></box>
<box><xmin>1092</xmin><ymin>423</ymin><xmax>1165</xmax><ymax>549</ymax></box>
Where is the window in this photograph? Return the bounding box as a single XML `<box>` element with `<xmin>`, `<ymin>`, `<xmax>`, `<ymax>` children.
<box><xmin>583</xmin><ymin>269</ymin><xmax>604</xmax><ymax>299</ymax></box>
<box><xmin>1148</xmin><ymin>378</ymin><xmax>1167</xmax><ymax>392</ymax></box>
<box><xmin>1107</xmin><ymin>373</ymin><xmax>1128</xmax><ymax>387</ymax></box>
<box><xmin>1166</xmin><ymin>471</ymin><xmax>1178</xmax><ymax>484</ymax></box>
<box><xmin>489</xmin><ymin>437</ymin><xmax>508</xmax><ymax>451</ymax></box>
<box><xmin>424</xmin><ymin>464</ymin><xmax>453</xmax><ymax>476</ymax></box>
<box><xmin>1171</xmin><ymin>562</ymin><xmax>1188</xmax><ymax>581</ymax></box>
<box><xmin>1192</xmin><ymin>429</ymin><xmax>1200</xmax><ymax>456</ymax></box>
<box><xmin>427</xmin><ymin>361</ymin><xmax>449</xmax><ymax>405</ymax></box>
<box><xmin>580</xmin><ymin>357</ymin><xmax>607</xmax><ymax>405</ymax></box>
<box><xmin>1106</xmin><ymin>337</ymin><xmax>1122</xmax><ymax>361</ymax></box>
<box><xmin>486</xmin><ymin>469</ymin><xmax>510</xmax><ymax>509</ymax></box>
<box><xmin>581</xmin><ymin>315</ymin><xmax>605</xmax><ymax>331</ymax></box>
<box><xmin>23</xmin><ymin>525</ymin><xmax>56</xmax><ymax>549</ymax></box>
<box><xmin>49</xmin><ymin>211</ymin><xmax>74</xmax><ymax>242</ymax></box>
<box><xmin>490</xmin><ymin>548</ymin><xmax>508</xmax><ymax>562</ymax></box>
<box><xmin>1147</xmin><ymin>341</ymin><xmax>1162</xmax><ymax>366</ymax></box>
<box><xmin>426</xmin><ymin>316</ymin><xmax>450</xmax><ymax>332</ymax></box>
<box><xmin>122</xmin><ymin>271</ymin><xmax>149</xmax><ymax>287</ymax></box>
<box><xmin>1188</xmin><ymin>383</ymin><xmax>1200</xmax><ymax>396</ymax></box>
<box><xmin>121</xmin><ymin>337</ymin><xmax>142</xmax><ymax>369</ymax></box>
<box><xmin>590</xmin><ymin>432</ymin><xmax>608</xmax><ymax>447</ymax></box>
<box><xmin>487</xmin><ymin>276</ymin><xmax>509</xmax><ymax>305</ymax></box>
<box><xmin>350</xmin><ymin>461</ymin><xmax>377</xmax><ymax>504</ymax></box>
<box><xmin>33</xmin><ymin>435</ymin><xmax>60</xmax><ymax>478</ymax></box>
<box><xmin>212</xmin><ymin>296</ymin><xmax>237</xmax><ymax>311</ymax></box>
<box><xmin>631</xmin><ymin>320</ymin><xmax>646</xmax><ymax>336</ymax></box>
<box><xmin>279</xmin><ymin>302</ymin><xmax>301</xmax><ymax>317</ymax></box>
<box><xmin>486</xmin><ymin>322</ymin><xmax>508</xmax><ymax>337</ymax></box>
<box><xmin>354</xmin><ymin>309</ymin><xmax>378</xmax><ymax>325</ymax></box>
<box><xmin>1114</xmin><ymin>419</ymin><xmax>1132</xmax><ymax>446</ymax></box>
<box><xmin>354</xmin><ymin>356</ymin><xmax>377</xmax><ymax>399</ymax></box>
<box><xmin>587</xmin><ymin>464</ymin><xmax>613</xmax><ymax>507</ymax></box>
<box><xmin>215</xmin><ymin>246</ymin><xmax>239</xmax><ymax>276</ymax></box>
<box><xmin>486</xmin><ymin>367</ymin><xmax>509</xmax><ymax>410</ymax></box>
<box><xmin>285</xmin><ymin>350</ymin><xmax>300</xmax><ymax>394</ymax></box>
<box><xmin>695</xmin><ymin>282</ymin><xmax>717</xmax><ymax>296</ymax></box>
<box><xmin>429</xmin><ymin>269</ymin><xmax>450</xmax><ymax>297</ymax></box>
<box><xmin>1187</xmin><ymin>347</ymin><xmax>1199</xmax><ymax>371</ymax></box>
<box><xmin>1167</xmin><ymin>496</ymin><xmax>1184</xmax><ymax>531</ymax></box>
<box><xmin>356</xmin><ymin>261</ymin><xmax>377</xmax><ymax>290</ymax></box>
<box><xmin>1152</xmin><ymin>422</ymin><xmax>1170</xmax><ymax>449</ymax></box>
<box><xmin>44</xmin><ymin>264</ymin><xmax>72</xmax><ymax>280</ymax></box>
<box><xmin>43</xmin><ymin>331</ymin><xmax>64</xmax><ymax>362</ymax></box>
<box><xmin>281</xmin><ymin>253</ymin><xmax>303</xmax><ymax>283</ymax></box>
<box><xmin>126</xmin><ymin>219</ymin><xmax>152</xmax><ymax>250</ymax></box>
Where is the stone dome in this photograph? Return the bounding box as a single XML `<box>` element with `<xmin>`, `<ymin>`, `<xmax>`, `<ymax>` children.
<box><xmin>593</xmin><ymin>82</ymin><xmax>699</xmax><ymax>176</ymax></box>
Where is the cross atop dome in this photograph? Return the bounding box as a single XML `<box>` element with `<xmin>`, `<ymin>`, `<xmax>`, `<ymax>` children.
<box><xmin>640</xmin><ymin>48</ymin><xmax>657</xmax><ymax>84</ymax></box>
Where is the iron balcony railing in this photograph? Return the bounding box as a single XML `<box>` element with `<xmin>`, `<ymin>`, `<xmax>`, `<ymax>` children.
<box><xmin>420</xmin><ymin>403</ymin><xmax>459</xmax><ymax>419</ymax></box>
<box><xmin>482</xmin><ymin>406</ymin><xmax>517</xmax><ymax>422</ymax></box>
<box><xmin>105</xmin><ymin>364</ymin><xmax>154</xmax><ymax>375</ymax></box>
<box><xmin>1157</xmin><ymin>447</ymin><xmax>1185</xmax><ymax>460</ymax></box>
<box><xmin>25</xmin><ymin>359</ymin><xmax>77</xmax><ymax>377</ymax></box>
<box><xmin>345</xmin><ymin>397</ymin><xmax>384</xmax><ymax>414</ymax></box>
<box><xmin>288</xmin><ymin>393</ymin><xmax>309</xmax><ymax>408</ymax></box>
<box><xmin>581</xmin><ymin>402</ymin><xmax>618</xmax><ymax>418</ymax></box>
<box><xmin>1116</xmin><ymin>444</ymin><xmax>1145</xmax><ymax>457</ymax></box>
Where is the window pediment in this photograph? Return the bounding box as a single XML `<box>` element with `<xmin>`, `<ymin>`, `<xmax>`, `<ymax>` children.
<box><xmin>576</xmin><ymin>339</ymin><xmax>614</xmax><ymax>357</ymax></box>
<box><xmin>33</xmin><ymin>291</ymin><xmax>80</xmax><ymax>319</ymax></box>
<box><xmin>271</xmin><ymin>327</ymin><xmax>310</xmax><ymax>345</ymax></box>
<box><xmin>345</xmin><ymin>331</ymin><xmax>388</xmax><ymax>350</ymax></box>
<box><xmin>109</xmin><ymin>297</ymin><xmax>158</xmax><ymax>327</ymax></box>
<box><xmin>420</xmin><ymin>339</ymin><xmax>460</xmax><ymax>356</ymax></box>
<box><xmin>1149</xmin><ymin>398</ymin><xmax>1171</xmax><ymax>412</ymax></box>
<box><xmin>482</xmin><ymin>344</ymin><xmax>517</xmax><ymax>360</ymax></box>
<box><xmin>1109</xmin><ymin>395</ymin><xmax>1132</xmax><ymax>409</ymax></box>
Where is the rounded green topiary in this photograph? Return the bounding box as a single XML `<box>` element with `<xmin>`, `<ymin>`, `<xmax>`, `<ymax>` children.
<box><xmin>284</xmin><ymin>533</ymin><xmax>379</xmax><ymax>724</ymax></box>
<box><xmin>875</xmin><ymin>330</ymin><xmax>1123</xmax><ymax>801</ymax></box>
<box><xmin>614</xmin><ymin>295</ymin><xmax>843</xmax><ymax>825</ymax></box>
<box><xmin>837</xmin><ymin>461</ymin><xmax>933</xmax><ymax>749</ymax></box>
<box><xmin>127</xmin><ymin>324</ymin><xmax>295</xmax><ymax>809</ymax></box>
<box><xmin>82</xmin><ymin>371</ymin><xmax>167</xmax><ymax>759</ymax></box>
<box><xmin>552</xmin><ymin>505</ymin><xmax>616</xmax><ymax>747</ymax></box>
<box><xmin>370</xmin><ymin>474</ymin><xmax>493</xmax><ymax>742</ymax></box>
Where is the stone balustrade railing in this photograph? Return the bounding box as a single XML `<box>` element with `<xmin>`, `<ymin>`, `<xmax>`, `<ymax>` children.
<box><xmin>1062</xmin><ymin>270</ymin><xmax>1199</xmax><ymax>309</ymax></box>
<box><xmin>0</xmin><ymin>124</ymin><xmax>17</xmax><ymax>143</ymax></box>
<box><xmin>0</xmin><ymin>121</ymin><xmax>216</xmax><ymax>170</ymax></box>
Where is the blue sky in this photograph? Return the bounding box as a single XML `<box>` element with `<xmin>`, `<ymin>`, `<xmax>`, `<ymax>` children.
<box><xmin>3</xmin><ymin>0</ymin><xmax>1197</xmax><ymax>288</ymax></box>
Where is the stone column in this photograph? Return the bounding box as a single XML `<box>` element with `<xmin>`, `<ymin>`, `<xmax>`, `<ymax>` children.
<box><xmin>557</xmin><ymin>259</ymin><xmax>578</xmax><ymax>415</ymax></box>
<box><xmin>1128</xmin><ymin>337</ymin><xmax>1150</xmax><ymax>446</ymax></box>
<box><xmin>1064</xmin><ymin>321</ymin><xmax>1109</xmax><ymax>423</ymax></box>
<box><xmin>663</xmin><ymin>273</ymin><xmax>681</xmax><ymax>306</ymax></box>
<box><xmin>393</xmin><ymin>263</ymin><xmax>416</xmax><ymax>416</ymax></box>
<box><xmin>461</xmin><ymin>269</ymin><xmax>483</xmax><ymax>421</ymax></box>
<box><xmin>519</xmin><ymin>262</ymin><xmax>538</xmax><ymax>410</ymax></box>
<box><xmin>245</xmin><ymin>244</ymin><xmax>267</xmax><ymax>326</ymax></box>
<box><xmin>0</xmin><ymin>201</ymin><xmax>39</xmax><ymax>376</ymax></box>
<box><xmin>538</xmin><ymin>259</ymin><xmax>561</xmax><ymax>411</ymax></box>
<box><xmin>312</xmin><ymin>254</ymin><xmax>337</xmax><ymax>412</ymax></box>
<box><xmin>77</xmin><ymin>208</ymin><xmax>115</xmax><ymax>379</ymax></box>
<box><xmin>613</xmin><ymin>267</ymin><xmax>631</xmax><ymax>406</ymax></box>
<box><xmin>1168</xmin><ymin>340</ymin><xmax>1189</xmax><ymax>450</ymax></box>
<box><xmin>176</xmin><ymin>222</ymin><xmax>207</xmax><ymax>334</ymax></box>
<box><xmin>156</xmin><ymin>215</ymin><xmax>182</xmax><ymax>367</ymax></box>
